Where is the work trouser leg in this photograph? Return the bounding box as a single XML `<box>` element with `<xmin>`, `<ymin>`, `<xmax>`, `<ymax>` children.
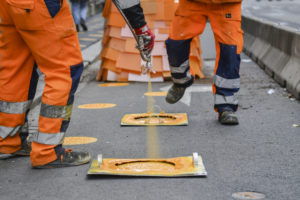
<box><xmin>0</xmin><ymin>5</ymin><xmax>39</xmax><ymax>153</ymax></box>
<box><xmin>167</xmin><ymin>3</ymin><xmax>207</xmax><ymax>88</ymax></box>
<box><xmin>4</xmin><ymin>0</ymin><xmax>83</xmax><ymax>166</ymax></box>
<box><xmin>208</xmin><ymin>3</ymin><xmax>243</xmax><ymax>113</ymax></box>
<box><xmin>165</xmin><ymin>39</ymin><xmax>194</xmax><ymax>87</ymax></box>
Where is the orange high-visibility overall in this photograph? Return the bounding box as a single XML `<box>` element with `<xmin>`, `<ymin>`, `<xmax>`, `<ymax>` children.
<box><xmin>166</xmin><ymin>0</ymin><xmax>243</xmax><ymax>112</ymax></box>
<box><xmin>0</xmin><ymin>0</ymin><xmax>83</xmax><ymax>166</ymax></box>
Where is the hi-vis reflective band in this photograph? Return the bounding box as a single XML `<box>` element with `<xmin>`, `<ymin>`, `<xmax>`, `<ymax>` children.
<box><xmin>214</xmin><ymin>75</ymin><xmax>240</xmax><ymax>89</ymax></box>
<box><xmin>0</xmin><ymin>125</ymin><xmax>22</xmax><ymax>138</ymax></box>
<box><xmin>40</xmin><ymin>103</ymin><xmax>73</xmax><ymax>120</ymax></box>
<box><xmin>172</xmin><ymin>72</ymin><xmax>192</xmax><ymax>84</ymax></box>
<box><xmin>0</xmin><ymin>100</ymin><xmax>32</xmax><ymax>114</ymax></box>
<box><xmin>34</xmin><ymin>132</ymin><xmax>65</xmax><ymax>145</ymax></box>
<box><xmin>170</xmin><ymin>60</ymin><xmax>189</xmax><ymax>74</ymax></box>
<box><xmin>214</xmin><ymin>94</ymin><xmax>238</xmax><ymax>105</ymax></box>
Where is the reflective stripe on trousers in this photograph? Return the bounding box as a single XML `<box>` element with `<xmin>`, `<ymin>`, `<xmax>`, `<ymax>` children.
<box><xmin>213</xmin><ymin>43</ymin><xmax>241</xmax><ymax>112</ymax></box>
<box><xmin>34</xmin><ymin>132</ymin><xmax>65</xmax><ymax>145</ymax></box>
<box><xmin>0</xmin><ymin>100</ymin><xmax>32</xmax><ymax>114</ymax></box>
<box><xmin>0</xmin><ymin>100</ymin><xmax>32</xmax><ymax>138</ymax></box>
<box><xmin>32</xmin><ymin>103</ymin><xmax>73</xmax><ymax>145</ymax></box>
<box><xmin>166</xmin><ymin>38</ymin><xmax>194</xmax><ymax>88</ymax></box>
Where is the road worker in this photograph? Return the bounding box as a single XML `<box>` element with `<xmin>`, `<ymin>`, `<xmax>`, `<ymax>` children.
<box><xmin>165</xmin><ymin>0</ymin><xmax>243</xmax><ymax>125</ymax></box>
<box><xmin>0</xmin><ymin>0</ymin><xmax>154</xmax><ymax>168</ymax></box>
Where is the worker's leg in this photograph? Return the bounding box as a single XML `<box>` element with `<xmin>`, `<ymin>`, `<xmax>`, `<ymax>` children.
<box><xmin>72</xmin><ymin>0</ymin><xmax>80</xmax><ymax>25</ymax></box>
<box><xmin>208</xmin><ymin>3</ymin><xmax>243</xmax><ymax>116</ymax></box>
<box><xmin>6</xmin><ymin>0</ymin><xmax>89</xmax><ymax>166</ymax></box>
<box><xmin>79</xmin><ymin>0</ymin><xmax>88</xmax><ymax>31</ymax></box>
<box><xmin>165</xmin><ymin>1</ymin><xmax>208</xmax><ymax>103</ymax></box>
<box><xmin>0</xmin><ymin>2</ymin><xmax>38</xmax><ymax>155</ymax></box>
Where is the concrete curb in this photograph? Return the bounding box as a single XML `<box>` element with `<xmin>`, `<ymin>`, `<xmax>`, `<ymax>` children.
<box><xmin>242</xmin><ymin>15</ymin><xmax>300</xmax><ymax>99</ymax></box>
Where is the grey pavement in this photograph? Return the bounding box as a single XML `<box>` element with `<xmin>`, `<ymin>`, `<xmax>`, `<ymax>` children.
<box><xmin>1</xmin><ymin>53</ymin><xmax>299</xmax><ymax>200</ymax></box>
<box><xmin>1</xmin><ymin>4</ymin><xmax>300</xmax><ymax>200</ymax></box>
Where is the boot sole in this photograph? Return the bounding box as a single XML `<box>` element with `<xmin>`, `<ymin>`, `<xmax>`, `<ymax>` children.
<box><xmin>219</xmin><ymin>117</ymin><xmax>239</xmax><ymax>125</ymax></box>
<box><xmin>32</xmin><ymin>156</ymin><xmax>91</xmax><ymax>169</ymax></box>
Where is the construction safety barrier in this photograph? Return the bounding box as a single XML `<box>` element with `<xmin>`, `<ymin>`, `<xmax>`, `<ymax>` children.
<box><xmin>242</xmin><ymin>15</ymin><xmax>300</xmax><ymax>99</ymax></box>
<box><xmin>96</xmin><ymin>0</ymin><xmax>204</xmax><ymax>82</ymax></box>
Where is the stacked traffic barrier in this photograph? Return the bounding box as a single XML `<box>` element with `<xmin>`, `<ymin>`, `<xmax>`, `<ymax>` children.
<box><xmin>242</xmin><ymin>16</ymin><xmax>300</xmax><ymax>99</ymax></box>
<box><xmin>96</xmin><ymin>0</ymin><xmax>204</xmax><ymax>82</ymax></box>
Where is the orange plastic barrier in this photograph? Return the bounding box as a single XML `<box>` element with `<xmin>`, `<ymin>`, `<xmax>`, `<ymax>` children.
<box><xmin>97</xmin><ymin>0</ymin><xmax>205</xmax><ymax>82</ymax></box>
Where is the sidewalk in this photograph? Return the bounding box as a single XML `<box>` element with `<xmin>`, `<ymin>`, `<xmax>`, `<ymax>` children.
<box><xmin>27</xmin><ymin>13</ymin><xmax>105</xmax><ymax>136</ymax></box>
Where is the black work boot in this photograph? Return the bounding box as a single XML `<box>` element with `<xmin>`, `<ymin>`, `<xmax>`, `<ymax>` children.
<box><xmin>0</xmin><ymin>132</ymin><xmax>31</xmax><ymax>159</ymax></box>
<box><xmin>80</xmin><ymin>19</ymin><xmax>88</xmax><ymax>31</ymax></box>
<box><xmin>33</xmin><ymin>147</ymin><xmax>91</xmax><ymax>169</ymax></box>
<box><xmin>218</xmin><ymin>111</ymin><xmax>239</xmax><ymax>125</ymax></box>
<box><xmin>166</xmin><ymin>84</ymin><xmax>186</xmax><ymax>104</ymax></box>
<box><xmin>76</xmin><ymin>24</ymin><xmax>80</xmax><ymax>32</ymax></box>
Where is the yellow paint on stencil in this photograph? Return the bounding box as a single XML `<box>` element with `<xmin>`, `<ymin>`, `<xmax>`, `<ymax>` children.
<box><xmin>63</xmin><ymin>137</ymin><xmax>98</xmax><ymax>145</ymax></box>
<box><xmin>144</xmin><ymin>91</ymin><xmax>167</xmax><ymax>96</ymax></box>
<box><xmin>78</xmin><ymin>103</ymin><xmax>116</xmax><ymax>109</ymax></box>
<box><xmin>98</xmin><ymin>83</ymin><xmax>129</xmax><ymax>87</ymax></box>
<box><xmin>88</xmin><ymin>155</ymin><xmax>207</xmax><ymax>176</ymax></box>
<box><xmin>121</xmin><ymin>113</ymin><xmax>188</xmax><ymax>126</ymax></box>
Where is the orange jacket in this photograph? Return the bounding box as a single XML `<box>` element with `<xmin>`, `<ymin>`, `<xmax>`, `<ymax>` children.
<box><xmin>188</xmin><ymin>0</ymin><xmax>242</xmax><ymax>3</ymax></box>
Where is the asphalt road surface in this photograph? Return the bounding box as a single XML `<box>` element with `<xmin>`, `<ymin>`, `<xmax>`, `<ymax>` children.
<box><xmin>1</xmin><ymin>53</ymin><xmax>299</xmax><ymax>200</ymax></box>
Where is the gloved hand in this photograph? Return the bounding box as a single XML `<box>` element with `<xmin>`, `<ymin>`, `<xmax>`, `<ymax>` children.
<box><xmin>134</xmin><ymin>25</ymin><xmax>155</xmax><ymax>62</ymax></box>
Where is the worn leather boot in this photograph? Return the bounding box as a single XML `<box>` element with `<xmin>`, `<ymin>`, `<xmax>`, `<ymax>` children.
<box><xmin>166</xmin><ymin>84</ymin><xmax>186</xmax><ymax>104</ymax></box>
<box><xmin>218</xmin><ymin>111</ymin><xmax>239</xmax><ymax>125</ymax></box>
<box><xmin>33</xmin><ymin>149</ymin><xmax>91</xmax><ymax>169</ymax></box>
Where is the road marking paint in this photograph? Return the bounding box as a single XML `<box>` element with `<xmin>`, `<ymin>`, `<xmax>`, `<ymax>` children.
<box><xmin>80</xmin><ymin>44</ymin><xmax>87</xmax><ymax>48</ymax></box>
<box><xmin>63</xmin><ymin>137</ymin><xmax>98</xmax><ymax>145</ymax></box>
<box><xmin>98</xmin><ymin>83</ymin><xmax>129</xmax><ymax>87</ymax></box>
<box><xmin>78</xmin><ymin>103</ymin><xmax>116</xmax><ymax>109</ymax></box>
<box><xmin>232</xmin><ymin>192</ymin><xmax>266</xmax><ymax>199</ymax></box>
<box><xmin>89</xmin><ymin>34</ymin><xmax>103</xmax><ymax>37</ymax></box>
<box><xmin>160</xmin><ymin>85</ymin><xmax>212</xmax><ymax>106</ymax></box>
<box><xmin>144</xmin><ymin>91</ymin><xmax>167</xmax><ymax>96</ymax></box>
<box><xmin>79</xmin><ymin>37</ymin><xmax>97</xmax><ymax>41</ymax></box>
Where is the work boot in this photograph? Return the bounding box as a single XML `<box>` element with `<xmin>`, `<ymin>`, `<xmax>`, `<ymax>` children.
<box><xmin>76</xmin><ymin>24</ymin><xmax>80</xmax><ymax>32</ymax></box>
<box><xmin>166</xmin><ymin>84</ymin><xmax>186</xmax><ymax>104</ymax></box>
<box><xmin>218</xmin><ymin>111</ymin><xmax>239</xmax><ymax>125</ymax></box>
<box><xmin>80</xmin><ymin>19</ymin><xmax>88</xmax><ymax>31</ymax></box>
<box><xmin>0</xmin><ymin>132</ymin><xmax>31</xmax><ymax>159</ymax></box>
<box><xmin>33</xmin><ymin>149</ymin><xmax>91</xmax><ymax>169</ymax></box>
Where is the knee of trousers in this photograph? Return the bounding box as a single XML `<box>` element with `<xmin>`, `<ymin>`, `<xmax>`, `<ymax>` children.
<box><xmin>165</xmin><ymin>38</ymin><xmax>192</xmax><ymax>67</ymax></box>
<box><xmin>165</xmin><ymin>38</ymin><xmax>194</xmax><ymax>87</ymax></box>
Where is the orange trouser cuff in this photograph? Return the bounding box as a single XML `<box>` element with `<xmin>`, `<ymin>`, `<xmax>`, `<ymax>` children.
<box><xmin>30</xmin><ymin>142</ymin><xmax>57</xmax><ymax>166</ymax></box>
<box><xmin>0</xmin><ymin>133</ymin><xmax>22</xmax><ymax>154</ymax></box>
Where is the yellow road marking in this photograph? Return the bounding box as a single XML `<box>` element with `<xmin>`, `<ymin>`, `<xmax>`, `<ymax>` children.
<box><xmin>63</xmin><ymin>137</ymin><xmax>98</xmax><ymax>145</ymax></box>
<box><xmin>98</xmin><ymin>83</ymin><xmax>129</xmax><ymax>87</ymax></box>
<box><xmin>144</xmin><ymin>92</ymin><xmax>167</xmax><ymax>96</ymax></box>
<box><xmin>80</xmin><ymin>37</ymin><xmax>97</xmax><ymax>41</ymax></box>
<box><xmin>89</xmin><ymin>34</ymin><xmax>103</xmax><ymax>37</ymax></box>
<box><xmin>78</xmin><ymin>103</ymin><xmax>116</xmax><ymax>109</ymax></box>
